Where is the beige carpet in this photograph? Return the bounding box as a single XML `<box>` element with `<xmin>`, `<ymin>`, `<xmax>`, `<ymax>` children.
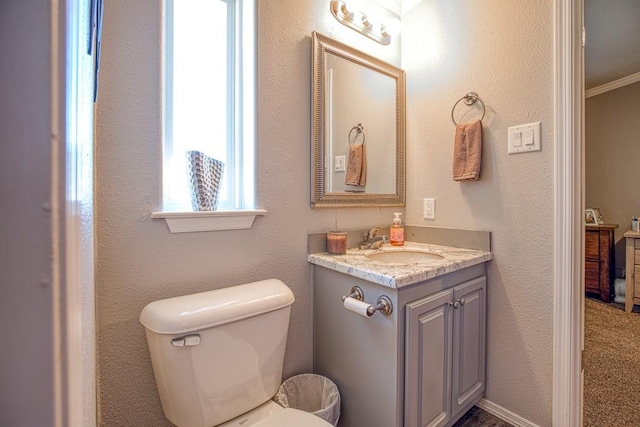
<box><xmin>584</xmin><ymin>298</ymin><xmax>640</xmax><ymax>426</ymax></box>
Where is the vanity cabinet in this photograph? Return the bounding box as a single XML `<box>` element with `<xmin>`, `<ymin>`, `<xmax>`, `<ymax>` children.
<box><xmin>313</xmin><ymin>263</ymin><xmax>487</xmax><ymax>427</ymax></box>
<box><xmin>405</xmin><ymin>276</ymin><xmax>485</xmax><ymax>427</ymax></box>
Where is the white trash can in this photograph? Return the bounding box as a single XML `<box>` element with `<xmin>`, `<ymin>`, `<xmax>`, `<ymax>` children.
<box><xmin>274</xmin><ymin>374</ymin><xmax>341</xmax><ymax>426</ymax></box>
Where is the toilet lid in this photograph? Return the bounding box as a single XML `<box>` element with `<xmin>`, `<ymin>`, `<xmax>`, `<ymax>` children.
<box><xmin>252</xmin><ymin>408</ymin><xmax>333</xmax><ymax>427</ymax></box>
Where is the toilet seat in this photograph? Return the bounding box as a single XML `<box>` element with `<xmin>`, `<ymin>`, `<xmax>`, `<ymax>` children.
<box><xmin>252</xmin><ymin>408</ymin><xmax>333</xmax><ymax>427</ymax></box>
<box><xmin>217</xmin><ymin>401</ymin><xmax>334</xmax><ymax>427</ymax></box>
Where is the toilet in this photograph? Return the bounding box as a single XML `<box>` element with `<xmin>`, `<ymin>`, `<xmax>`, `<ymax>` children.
<box><xmin>140</xmin><ymin>279</ymin><xmax>333</xmax><ymax>427</ymax></box>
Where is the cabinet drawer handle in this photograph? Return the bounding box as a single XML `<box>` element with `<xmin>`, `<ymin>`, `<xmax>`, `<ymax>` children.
<box><xmin>459</xmin><ymin>298</ymin><xmax>466</xmax><ymax>306</ymax></box>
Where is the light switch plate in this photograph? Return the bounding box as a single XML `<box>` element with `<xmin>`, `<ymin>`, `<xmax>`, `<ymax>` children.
<box><xmin>334</xmin><ymin>155</ymin><xmax>346</xmax><ymax>172</ymax></box>
<box><xmin>508</xmin><ymin>122</ymin><xmax>541</xmax><ymax>154</ymax></box>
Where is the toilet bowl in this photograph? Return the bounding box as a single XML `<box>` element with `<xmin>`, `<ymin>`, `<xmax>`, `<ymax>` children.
<box><xmin>140</xmin><ymin>279</ymin><xmax>333</xmax><ymax>427</ymax></box>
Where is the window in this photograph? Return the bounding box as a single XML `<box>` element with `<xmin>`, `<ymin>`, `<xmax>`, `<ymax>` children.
<box><xmin>163</xmin><ymin>0</ymin><xmax>255</xmax><ymax>212</ymax></box>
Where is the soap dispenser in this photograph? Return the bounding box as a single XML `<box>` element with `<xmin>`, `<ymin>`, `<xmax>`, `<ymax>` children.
<box><xmin>390</xmin><ymin>212</ymin><xmax>405</xmax><ymax>246</ymax></box>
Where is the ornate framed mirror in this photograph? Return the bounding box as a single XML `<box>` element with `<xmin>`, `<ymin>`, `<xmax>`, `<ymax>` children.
<box><xmin>311</xmin><ymin>32</ymin><xmax>406</xmax><ymax>208</ymax></box>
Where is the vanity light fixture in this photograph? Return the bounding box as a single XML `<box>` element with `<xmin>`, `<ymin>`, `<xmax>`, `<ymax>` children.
<box><xmin>329</xmin><ymin>0</ymin><xmax>391</xmax><ymax>45</ymax></box>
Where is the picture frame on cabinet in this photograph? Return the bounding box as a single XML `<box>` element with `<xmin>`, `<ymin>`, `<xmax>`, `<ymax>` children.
<box><xmin>585</xmin><ymin>209</ymin><xmax>598</xmax><ymax>225</ymax></box>
<box><xmin>591</xmin><ymin>208</ymin><xmax>604</xmax><ymax>224</ymax></box>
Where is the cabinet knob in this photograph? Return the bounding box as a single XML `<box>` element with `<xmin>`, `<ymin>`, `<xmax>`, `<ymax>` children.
<box><xmin>448</xmin><ymin>299</ymin><xmax>465</xmax><ymax>309</ymax></box>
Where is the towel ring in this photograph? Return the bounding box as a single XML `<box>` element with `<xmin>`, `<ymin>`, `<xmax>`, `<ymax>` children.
<box><xmin>348</xmin><ymin>123</ymin><xmax>366</xmax><ymax>146</ymax></box>
<box><xmin>451</xmin><ymin>92</ymin><xmax>485</xmax><ymax>126</ymax></box>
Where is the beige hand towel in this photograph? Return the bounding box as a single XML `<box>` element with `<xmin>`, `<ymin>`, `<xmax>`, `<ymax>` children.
<box><xmin>345</xmin><ymin>143</ymin><xmax>367</xmax><ymax>186</ymax></box>
<box><xmin>453</xmin><ymin>120</ymin><xmax>482</xmax><ymax>181</ymax></box>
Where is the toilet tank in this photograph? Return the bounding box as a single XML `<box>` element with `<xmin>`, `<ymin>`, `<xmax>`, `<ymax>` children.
<box><xmin>140</xmin><ymin>279</ymin><xmax>295</xmax><ymax>427</ymax></box>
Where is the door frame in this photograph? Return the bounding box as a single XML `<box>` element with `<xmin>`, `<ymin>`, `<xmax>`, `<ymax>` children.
<box><xmin>54</xmin><ymin>1</ymin><xmax>97</xmax><ymax>425</ymax></box>
<box><xmin>553</xmin><ymin>0</ymin><xmax>584</xmax><ymax>425</ymax></box>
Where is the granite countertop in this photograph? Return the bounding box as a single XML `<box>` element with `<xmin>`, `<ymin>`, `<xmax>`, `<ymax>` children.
<box><xmin>308</xmin><ymin>241</ymin><xmax>492</xmax><ymax>289</ymax></box>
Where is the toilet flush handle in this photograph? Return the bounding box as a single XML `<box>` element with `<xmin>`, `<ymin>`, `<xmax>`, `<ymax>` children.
<box><xmin>171</xmin><ymin>334</ymin><xmax>201</xmax><ymax>347</ymax></box>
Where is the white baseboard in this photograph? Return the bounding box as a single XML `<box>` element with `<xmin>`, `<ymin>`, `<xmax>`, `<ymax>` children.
<box><xmin>476</xmin><ymin>399</ymin><xmax>541</xmax><ymax>427</ymax></box>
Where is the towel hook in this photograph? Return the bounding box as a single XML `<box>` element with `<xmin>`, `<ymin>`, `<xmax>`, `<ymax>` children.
<box><xmin>451</xmin><ymin>92</ymin><xmax>486</xmax><ymax>126</ymax></box>
<box><xmin>348</xmin><ymin>123</ymin><xmax>366</xmax><ymax>146</ymax></box>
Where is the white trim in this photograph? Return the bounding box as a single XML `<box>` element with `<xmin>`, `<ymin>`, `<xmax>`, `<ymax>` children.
<box><xmin>585</xmin><ymin>71</ymin><xmax>640</xmax><ymax>98</ymax></box>
<box><xmin>151</xmin><ymin>209</ymin><xmax>267</xmax><ymax>233</ymax></box>
<box><xmin>553</xmin><ymin>0</ymin><xmax>583</xmax><ymax>426</ymax></box>
<box><xmin>52</xmin><ymin>1</ymin><xmax>63</xmax><ymax>425</ymax></box>
<box><xmin>64</xmin><ymin>1</ymin><xmax>97</xmax><ymax>426</ymax></box>
<box><xmin>476</xmin><ymin>399</ymin><xmax>540</xmax><ymax>427</ymax></box>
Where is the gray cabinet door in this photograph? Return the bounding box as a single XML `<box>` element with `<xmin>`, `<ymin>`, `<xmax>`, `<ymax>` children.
<box><xmin>451</xmin><ymin>276</ymin><xmax>486</xmax><ymax>418</ymax></box>
<box><xmin>405</xmin><ymin>289</ymin><xmax>454</xmax><ymax>427</ymax></box>
<box><xmin>405</xmin><ymin>276</ymin><xmax>486</xmax><ymax>427</ymax></box>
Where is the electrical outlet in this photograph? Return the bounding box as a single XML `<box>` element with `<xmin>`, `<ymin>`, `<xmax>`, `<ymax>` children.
<box><xmin>423</xmin><ymin>198</ymin><xmax>435</xmax><ymax>219</ymax></box>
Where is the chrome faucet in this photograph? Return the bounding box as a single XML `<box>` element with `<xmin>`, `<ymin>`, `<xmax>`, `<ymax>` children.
<box><xmin>360</xmin><ymin>226</ymin><xmax>388</xmax><ymax>249</ymax></box>
<box><xmin>367</xmin><ymin>226</ymin><xmax>381</xmax><ymax>240</ymax></box>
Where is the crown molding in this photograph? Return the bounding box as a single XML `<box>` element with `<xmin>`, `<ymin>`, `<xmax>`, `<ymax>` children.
<box><xmin>586</xmin><ymin>71</ymin><xmax>640</xmax><ymax>98</ymax></box>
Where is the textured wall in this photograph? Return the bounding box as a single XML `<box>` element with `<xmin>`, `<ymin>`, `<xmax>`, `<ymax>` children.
<box><xmin>95</xmin><ymin>1</ymin><xmax>401</xmax><ymax>425</ymax></box>
<box><xmin>402</xmin><ymin>1</ymin><xmax>554</xmax><ymax>425</ymax></box>
<box><xmin>586</xmin><ymin>82</ymin><xmax>640</xmax><ymax>273</ymax></box>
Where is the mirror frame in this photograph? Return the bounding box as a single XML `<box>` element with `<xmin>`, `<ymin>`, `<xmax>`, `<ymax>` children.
<box><xmin>311</xmin><ymin>31</ymin><xmax>406</xmax><ymax>208</ymax></box>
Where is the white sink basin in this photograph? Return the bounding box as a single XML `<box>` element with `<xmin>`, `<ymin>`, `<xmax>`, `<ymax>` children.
<box><xmin>366</xmin><ymin>250</ymin><xmax>444</xmax><ymax>265</ymax></box>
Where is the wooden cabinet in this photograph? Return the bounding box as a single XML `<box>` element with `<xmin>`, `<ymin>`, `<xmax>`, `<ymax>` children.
<box><xmin>624</xmin><ymin>230</ymin><xmax>640</xmax><ymax>312</ymax></box>
<box><xmin>585</xmin><ymin>224</ymin><xmax>617</xmax><ymax>302</ymax></box>
<box><xmin>405</xmin><ymin>277</ymin><xmax>486</xmax><ymax>427</ymax></box>
<box><xmin>313</xmin><ymin>264</ymin><xmax>487</xmax><ymax>427</ymax></box>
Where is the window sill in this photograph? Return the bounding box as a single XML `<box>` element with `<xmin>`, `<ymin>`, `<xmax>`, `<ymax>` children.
<box><xmin>151</xmin><ymin>210</ymin><xmax>268</xmax><ymax>233</ymax></box>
